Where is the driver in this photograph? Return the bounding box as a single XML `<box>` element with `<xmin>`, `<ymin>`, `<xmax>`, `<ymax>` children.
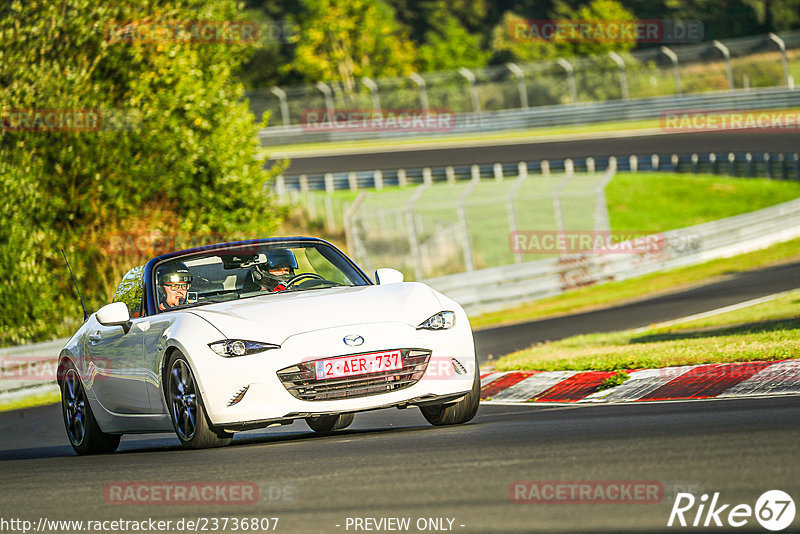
<box><xmin>251</xmin><ymin>248</ymin><xmax>298</xmax><ymax>292</ymax></box>
<box><xmin>157</xmin><ymin>264</ymin><xmax>193</xmax><ymax>310</ymax></box>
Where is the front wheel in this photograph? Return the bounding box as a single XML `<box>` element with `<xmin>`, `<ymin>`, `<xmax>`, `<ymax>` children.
<box><xmin>61</xmin><ymin>362</ymin><xmax>121</xmax><ymax>455</ymax></box>
<box><xmin>419</xmin><ymin>361</ymin><xmax>481</xmax><ymax>426</ymax></box>
<box><xmin>305</xmin><ymin>413</ymin><xmax>354</xmax><ymax>433</ymax></box>
<box><xmin>167</xmin><ymin>352</ymin><xmax>232</xmax><ymax>449</ymax></box>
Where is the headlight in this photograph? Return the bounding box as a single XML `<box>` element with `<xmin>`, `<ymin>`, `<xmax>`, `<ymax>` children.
<box><xmin>417</xmin><ymin>311</ymin><xmax>455</xmax><ymax>330</ymax></box>
<box><xmin>208</xmin><ymin>340</ymin><xmax>280</xmax><ymax>357</ymax></box>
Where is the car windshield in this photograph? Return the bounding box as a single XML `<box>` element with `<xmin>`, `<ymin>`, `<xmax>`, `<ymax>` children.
<box><xmin>154</xmin><ymin>241</ymin><xmax>368</xmax><ymax>312</ymax></box>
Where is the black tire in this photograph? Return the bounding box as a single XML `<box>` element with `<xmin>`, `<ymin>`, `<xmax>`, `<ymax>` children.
<box><xmin>166</xmin><ymin>352</ymin><xmax>232</xmax><ymax>449</ymax></box>
<box><xmin>419</xmin><ymin>359</ymin><xmax>481</xmax><ymax>426</ymax></box>
<box><xmin>60</xmin><ymin>362</ymin><xmax>121</xmax><ymax>455</ymax></box>
<box><xmin>305</xmin><ymin>413</ymin><xmax>354</xmax><ymax>433</ymax></box>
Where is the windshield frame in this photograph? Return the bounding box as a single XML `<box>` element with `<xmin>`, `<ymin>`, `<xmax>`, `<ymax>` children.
<box><xmin>142</xmin><ymin>237</ymin><xmax>372</xmax><ymax>316</ymax></box>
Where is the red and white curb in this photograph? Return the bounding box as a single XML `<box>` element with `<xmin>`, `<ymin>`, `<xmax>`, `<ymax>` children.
<box><xmin>479</xmin><ymin>359</ymin><xmax>800</xmax><ymax>404</ymax></box>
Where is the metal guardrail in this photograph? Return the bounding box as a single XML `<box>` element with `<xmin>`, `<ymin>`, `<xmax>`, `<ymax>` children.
<box><xmin>425</xmin><ymin>197</ymin><xmax>800</xmax><ymax>315</ymax></box>
<box><xmin>0</xmin><ymin>338</ymin><xmax>65</xmax><ymax>400</ymax></box>
<box><xmin>260</xmin><ymin>87</ymin><xmax>800</xmax><ymax>147</ymax></box>
<box><xmin>277</xmin><ymin>150</ymin><xmax>800</xmax><ymax>194</ymax></box>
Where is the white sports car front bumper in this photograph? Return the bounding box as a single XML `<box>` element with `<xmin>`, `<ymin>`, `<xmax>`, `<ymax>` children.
<box><xmin>181</xmin><ymin>319</ymin><xmax>477</xmax><ymax>428</ymax></box>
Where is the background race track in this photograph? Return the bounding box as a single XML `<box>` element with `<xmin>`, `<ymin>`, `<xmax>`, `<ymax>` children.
<box><xmin>273</xmin><ymin>131</ymin><xmax>800</xmax><ymax>175</ymax></box>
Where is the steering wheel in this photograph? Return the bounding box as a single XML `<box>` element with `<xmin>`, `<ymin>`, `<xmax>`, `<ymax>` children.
<box><xmin>285</xmin><ymin>273</ymin><xmax>325</xmax><ymax>287</ymax></box>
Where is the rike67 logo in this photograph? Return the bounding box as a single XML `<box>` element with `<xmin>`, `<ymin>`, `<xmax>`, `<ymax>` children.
<box><xmin>668</xmin><ymin>490</ymin><xmax>796</xmax><ymax>531</ymax></box>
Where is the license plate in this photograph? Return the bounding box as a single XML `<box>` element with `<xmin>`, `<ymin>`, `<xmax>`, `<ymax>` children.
<box><xmin>315</xmin><ymin>350</ymin><xmax>403</xmax><ymax>380</ymax></box>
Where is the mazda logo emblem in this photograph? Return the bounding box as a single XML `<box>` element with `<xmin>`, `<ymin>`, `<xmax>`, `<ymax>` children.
<box><xmin>343</xmin><ymin>335</ymin><xmax>364</xmax><ymax>347</ymax></box>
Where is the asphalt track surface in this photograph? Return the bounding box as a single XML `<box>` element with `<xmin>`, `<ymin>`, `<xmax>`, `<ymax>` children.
<box><xmin>1</xmin><ymin>396</ymin><xmax>799</xmax><ymax>533</ymax></box>
<box><xmin>273</xmin><ymin>131</ymin><xmax>800</xmax><ymax>175</ymax></box>
<box><xmin>473</xmin><ymin>259</ymin><xmax>800</xmax><ymax>362</ymax></box>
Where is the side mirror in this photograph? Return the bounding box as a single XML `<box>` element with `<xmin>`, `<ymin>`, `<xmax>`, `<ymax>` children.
<box><xmin>97</xmin><ymin>302</ymin><xmax>131</xmax><ymax>329</ymax></box>
<box><xmin>375</xmin><ymin>268</ymin><xmax>404</xmax><ymax>285</ymax></box>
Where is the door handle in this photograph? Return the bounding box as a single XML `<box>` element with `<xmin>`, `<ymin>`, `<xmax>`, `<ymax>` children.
<box><xmin>88</xmin><ymin>331</ymin><xmax>101</xmax><ymax>342</ymax></box>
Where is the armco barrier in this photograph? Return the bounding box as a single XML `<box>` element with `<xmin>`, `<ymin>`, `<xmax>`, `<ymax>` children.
<box><xmin>276</xmin><ymin>151</ymin><xmax>800</xmax><ymax>194</ymax></box>
<box><xmin>425</xmin><ymin>197</ymin><xmax>800</xmax><ymax>315</ymax></box>
<box><xmin>260</xmin><ymin>87</ymin><xmax>800</xmax><ymax>147</ymax></box>
<box><xmin>0</xmin><ymin>338</ymin><xmax>66</xmax><ymax>400</ymax></box>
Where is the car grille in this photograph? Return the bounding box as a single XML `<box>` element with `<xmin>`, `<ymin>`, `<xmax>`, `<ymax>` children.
<box><xmin>276</xmin><ymin>349</ymin><xmax>431</xmax><ymax>401</ymax></box>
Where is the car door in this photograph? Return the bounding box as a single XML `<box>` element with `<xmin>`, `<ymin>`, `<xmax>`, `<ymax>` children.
<box><xmin>85</xmin><ymin>266</ymin><xmax>151</xmax><ymax>414</ymax></box>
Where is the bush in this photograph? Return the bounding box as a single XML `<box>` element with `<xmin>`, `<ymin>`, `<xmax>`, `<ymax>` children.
<box><xmin>0</xmin><ymin>0</ymin><xmax>283</xmax><ymax>345</ymax></box>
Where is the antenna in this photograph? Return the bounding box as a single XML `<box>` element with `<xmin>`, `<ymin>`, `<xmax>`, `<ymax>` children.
<box><xmin>61</xmin><ymin>248</ymin><xmax>88</xmax><ymax>321</ymax></box>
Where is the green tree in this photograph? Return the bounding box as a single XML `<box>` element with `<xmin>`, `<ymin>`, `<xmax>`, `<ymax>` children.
<box><xmin>0</xmin><ymin>0</ymin><xmax>283</xmax><ymax>345</ymax></box>
<box><xmin>288</xmin><ymin>0</ymin><xmax>417</xmax><ymax>97</ymax></box>
<box><xmin>417</xmin><ymin>14</ymin><xmax>490</xmax><ymax>71</ymax></box>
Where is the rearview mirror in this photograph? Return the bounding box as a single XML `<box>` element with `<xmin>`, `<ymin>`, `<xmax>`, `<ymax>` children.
<box><xmin>97</xmin><ymin>302</ymin><xmax>131</xmax><ymax>329</ymax></box>
<box><xmin>375</xmin><ymin>268</ymin><xmax>404</xmax><ymax>285</ymax></box>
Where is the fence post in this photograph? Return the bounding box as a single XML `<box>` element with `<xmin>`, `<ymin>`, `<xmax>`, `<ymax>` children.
<box><xmin>423</xmin><ymin>167</ymin><xmax>433</xmax><ymax>186</ymax></box>
<box><xmin>768</xmin><ymin>33</ymin><xmax>790</xmax><ymax>87</ymax></box>
<box><xmin>471</xmin><ymin>164</ymin><xmax>481</xmax><ymax>182</ymax></box>
<box><xmin>343</xmin><ymin>191</ymin><xmax>367</xmax><ymax>264</ymax></box>
<box><xmin>565</xmin><ymin>158</ymin><xmax>574</xmax><ymax>175</ymax></box>
<box><xmin>315</xmin><ymin>81</ymin><xmax>335</xmax><ymax>116</ymax></box>
<box><xmin>506</xmin><ymin>62</ymin><xmax>529</xmax><ymax>108</ymax></box>
<box><xmin>710</xmin><ymin>153</ymin><xmax>718</xmax><ymax>174</ymax></box>
<box><xmin>398</xmin><ymin>168</ymin><xmax>407</xmax><ymax>187</ymax></box>
<box><xmin>609</xmin><ymin>52</ymin><xmax>629</xmax><ymax>100</ymax></box>
<box><xmin>629</xmin><ymin>155</ymin><xmax>638</xmax><ymax>172</ymax></box>
<box><xmin>541</xmin><ymin>160</ymin><xmax>550</xmax><ymax>176</ymax></box>
<box><xmin>361</xmin><ymin>77</ymin><xmax>381</xmax><ymax>114</ymax></box>
<box><xmin>458</xmin><ymin>67</ymin><xmax>481</xmax><ymax>113</ymax></box>
<box><xmin>746</xmin><ymin>152</ymin><xmax>754</xmax><ymax>177</ymax></box>
<box><xmin>406</xmin><ymin>184</ymin><xmax>429</xmax><ymax>279</ymax></box>
<box><xmin>299</xmin><ymin>174</ymin><xmax>309</xmax><ymax>194</ymax></box>
<box><xmin>374</xmin><ymin>170</ymin><xmax>383</xmax><ymax>190</ymax></box>
<box><xmin>508</xmin><ymin>166</ymin><xmax>529</xmax><ymax>264</ymax></box>
<box><xmin>409</xmin><ymin>73</ymin><xmax>430</xmax><ymax>113</ymax></box>
<box><xmin>493</xmin><ymin>163</ymin><xmax>503</xmax><ymax>181</ymax></box>
<box><xmin>556</xmin><ymin>58</ymin><xmax>577</xmax><ymax>104</ymax></box>
<box><xmin>275</xmin><ymin>175</ymin><xmax>286</xmax><ymax>200</ymax></box>
<box><xmin>660</xmin><ymin>46</ymin><xmax>681</xmax><ymax>95</ymax></box>
<box><xmin>586</xmin><ymin>157</ymin><xmax>595</xmax><ymax>173</ymax></box>
<box><xmin>324</xmin><ymin>172</ymin><xmax>334</xmax><ymax>194</ymax></box>
<box><xmin>594</xmin><ymin>163</ymin><xmax>616</xmax><ymax>232</ymax></box>
<box><xmin>348</xmin><ymin>171</ymin><xmax>358</xmax><ymax>191</ymax></box>
<box><xmin>324</xmin><ymin>195</ymin><xmax>336</xmax><ymax>231</ymax></box>
<box><xmin>713</xmin><ymin>41</ymin><xmax>734</xmax><ymax>90</ymax></box>
<box><xmin>446</xmin><ymin>166</ymin><xmax>456</xmax><ymax>185</ymax></box>
<box><xmin>652</xmin><ymin>154</ymin><xmax>660</xmax><ymax>171</ymax></box>
<box><xmin>269</xmin><ymin>86</ymin><xmax>291</xmax><ymax>126</ymax></box>
<box><xmin>553</xmin><ymin>166</ymin><xmax>575</xmax><ymax>235</ymax></box>
<box><xmin>458</xmin><ymin>182</ymin><xmax>477</xmax><ymax>271</ymax></box>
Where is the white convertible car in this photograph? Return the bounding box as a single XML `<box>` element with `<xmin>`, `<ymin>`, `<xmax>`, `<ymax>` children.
<box><xmin>59</xmin><ymin>237</ymin><xmax>479</xmax><ymax>454</ymax></box>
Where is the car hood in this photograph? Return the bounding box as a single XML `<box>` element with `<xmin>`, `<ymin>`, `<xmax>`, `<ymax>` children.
<box><xmin>188</xmin><ymin>282</ymin><xmax>442</xmax><ymax>344</ymax></box>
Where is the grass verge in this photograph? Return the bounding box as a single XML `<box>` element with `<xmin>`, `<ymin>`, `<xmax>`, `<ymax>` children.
<box><xmin>492</xmin><ymin>289</ymin><xmax>800</xmax><ymax>372</ymax></box>
<box><xmin>0</xmin><ymin>390</ymin><xmax>60</xmax><ymax>413</ymax></box>
<box><xmin>470</xmin><ymin>237</ymin><xmax>800</xmax><ymax>329</ymax></box>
